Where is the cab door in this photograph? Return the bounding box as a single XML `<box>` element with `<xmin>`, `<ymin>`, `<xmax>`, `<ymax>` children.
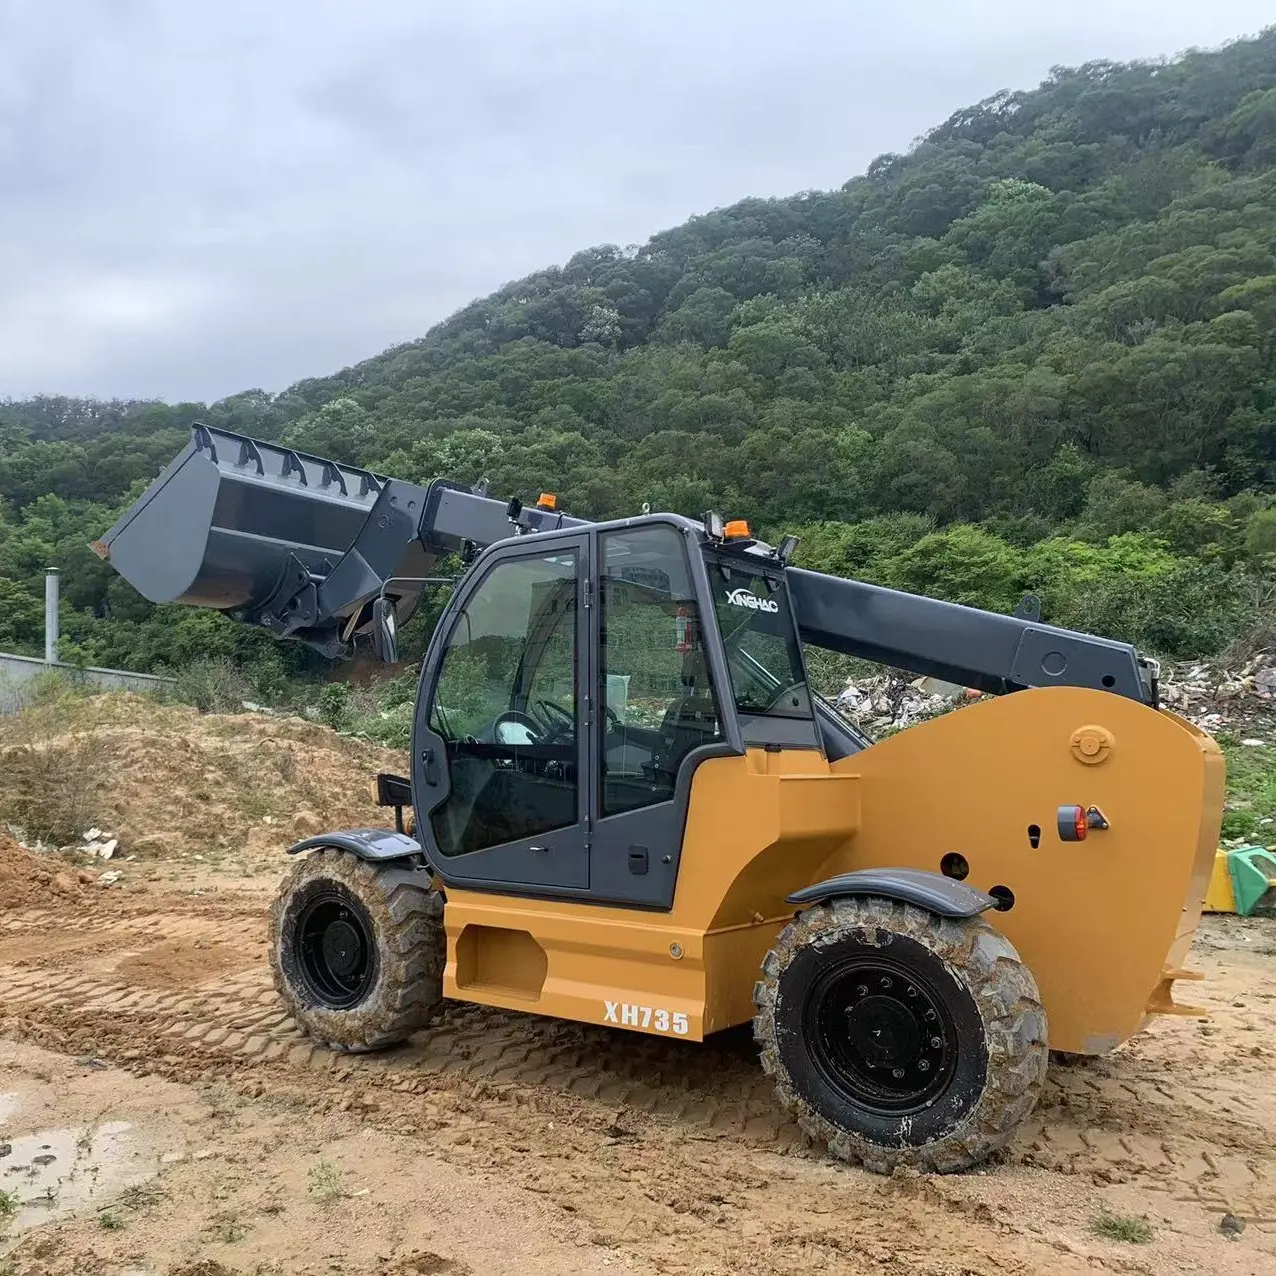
<box><xmin>411</xmin><ymin>535</ymin><xmax>592</xmax><ymax>894</ymax></box>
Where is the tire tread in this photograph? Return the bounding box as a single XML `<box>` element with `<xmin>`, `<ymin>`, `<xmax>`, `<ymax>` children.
<box><xmin>268</xmin><ymin>848</ymin><xmax>445</xmax><ymax>1054</ymax></box>
<box><xmin>752</xmin><ymin>895</ymin><xmax>1048</xmax><ymax>1175</ymax></box>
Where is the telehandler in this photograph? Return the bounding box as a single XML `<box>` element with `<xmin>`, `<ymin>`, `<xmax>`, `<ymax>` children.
<box><xmin>96</xmin><ymin>424</ymin><xmax>1226</xmax><ymax>1173</ymax></box>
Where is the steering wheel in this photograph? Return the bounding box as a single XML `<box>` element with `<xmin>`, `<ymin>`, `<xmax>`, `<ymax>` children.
<box><xmin>492</xmin><ymin>710</ymin><xmax>542</xmax><ymax>746</ymax></box>
<box><xmin>530</xmin><ymin>699</ymin><xmax>625</xmax><ymax>740</ymax></box>
<box><xmin>533</xmin><ymin>699</ymin><xmax>575</xmax><ymax>735</ymax></box>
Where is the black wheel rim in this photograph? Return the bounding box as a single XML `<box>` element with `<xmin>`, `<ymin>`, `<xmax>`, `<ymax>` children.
<box><xmin>294</xmin><ymin>885</ymin><xmax>378</xmax><ymax>1010</ymax></box>
<box><xmin>804</xmin><ymin>952</ymin><xmax>959</xmax><ymax>1115</ymax></box>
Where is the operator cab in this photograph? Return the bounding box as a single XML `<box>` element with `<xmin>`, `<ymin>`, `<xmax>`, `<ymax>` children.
<box><xmin>411</xmin><ymin>514</ymin><xmax>821</xmax><ymax>909</ymax></box>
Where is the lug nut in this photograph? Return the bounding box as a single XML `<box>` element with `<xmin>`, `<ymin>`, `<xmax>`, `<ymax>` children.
<box><xmin>891</xmin><ymin>1068</ymin><xmax>905</xmax><ymax>1079</ymax></box>
<box><xmin>880</xmin><ymin>977</ymin><xmax>892</xmax><ymax>989</ymax></box>
<box><xmin>918</xmin><ymin>1060</ymin><xmax>930</xmax><ymax>1072</ymax></box>
<box><xmin>930</xmin><ymin>1037</ymin><xmax>942</xmax><ymax>1049</ymax></box>
<box><xmin>857</xmin><ymin>984</ymin><xmax>868</xmax><ymax>997</ymax></box>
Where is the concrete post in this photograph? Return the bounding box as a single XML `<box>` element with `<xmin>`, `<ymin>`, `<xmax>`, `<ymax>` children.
<box><xmin>44</xmin><ymin>568</ymin><xmax>60</xmax><ymax>664</ymax></box>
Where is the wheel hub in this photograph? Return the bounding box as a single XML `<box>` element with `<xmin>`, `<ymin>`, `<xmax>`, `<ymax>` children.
<box><xmin>806</xmin><ymin>955</ymin><xmax>957</xmax><ymax>1114</ymax></box>
<box><xmin>846</xmin><ymin>995</ymin><xmax>921</xmax><ymax>1067</ymax></box>
<box><xmin>321</xmin><ymin>917</ymin><xmax>365</xmax><ymax>980</ymax></box>
<box><xmin>293</xmin><ymin>885</ymin><xmax>378</xmax><ymax>1010</ymax></box>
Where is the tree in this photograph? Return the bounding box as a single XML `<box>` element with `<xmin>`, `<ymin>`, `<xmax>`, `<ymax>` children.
<box><xmin>5</xmin><ymin>28</ymin><xmax>1276</xmax><ymax>669</ymax></box>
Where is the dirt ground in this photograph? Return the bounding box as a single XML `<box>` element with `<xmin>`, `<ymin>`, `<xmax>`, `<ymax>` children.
<box><xmin>1</xmin><ymin>699</ymin><xmax>1275</xmax><ymax>1275</ymax></box>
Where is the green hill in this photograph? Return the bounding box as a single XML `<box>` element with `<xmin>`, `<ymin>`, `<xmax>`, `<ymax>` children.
<box><xmin>2</xmin><ymin>27</ymin><xmax>1275</xmax><ymax>679</ymax></box>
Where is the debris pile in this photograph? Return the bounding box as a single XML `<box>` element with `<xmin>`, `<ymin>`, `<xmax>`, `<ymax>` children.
<box><xmin>833</xmin><ymin>675</ymin><xmax>972</xmax><ymax>732</ymax></box>
<box><xmin>1159</xmin><ymin>654</ymin><xmax>1275</xmax><ymax>740</ymax></box>
<box><xmin>82</xmin><ymin>828</ymin><xmax>119</xmax><ymax>860</ymax></box>
<box><xmin>834</xmin><ymin>652</ymin><xmax>1276</xmax><ymax>740</ymax></box>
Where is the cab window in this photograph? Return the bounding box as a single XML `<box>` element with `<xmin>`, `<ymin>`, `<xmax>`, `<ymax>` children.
<box><xmin>428</xmin><ymin>551</ymin><xmax>579</xmax><ymax>856</ymax></box>
<box><xmin>599</xmin><ymin>526</ymin><xmax>722</xmax><ymax>817</ymax></box>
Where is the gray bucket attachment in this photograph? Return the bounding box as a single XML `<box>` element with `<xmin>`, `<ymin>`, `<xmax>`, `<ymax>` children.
<box><xmin>94</xmin><ymin>425</ymin><xmax>435</xmax><ymax>657</ymax></box>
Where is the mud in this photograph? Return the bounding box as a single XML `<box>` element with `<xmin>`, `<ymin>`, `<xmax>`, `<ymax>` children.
<box><xmin>1</xmin><ymin>853</ymin><xmax>1274</xmax><ymax>1274</ymax></box>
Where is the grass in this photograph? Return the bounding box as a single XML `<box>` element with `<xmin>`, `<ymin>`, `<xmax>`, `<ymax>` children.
<box><xmin>1219</xmin><ymin>733</ymin><xmax>1276</xmax><ymax>841</ymax></box>
<box><xmin>98</xmin><ymin>1208</ymin><xmax>125</xmax><ymax>1230</ymax></box>
<box><xmin>0</xmin><ymin>1188</ymin><xmax>17</xmax><ymax>1217</ymax></box>
<box><xmin>1090</xmin><ymin>1209</ymin><xmax>1154</xmax><ymax>1244</ymax></box>
<box><xmin>167</xmin><ymin>658</ymin><xmax>256</xmax><ymax>715</ymax></box>
<box><xmin>119</xmin><ymin>1183</ymin><xmax>165</xmax><ymax>1212</ymax></box>
<box><xmin>306</xmin><ymin>1159</ymin><xmax>343</xmax><ymax>1204</ymax></box>
<box><xmin>0</xmin><ymin>687</ymin><xmax>120</xmax><ymax>844</ymax></box>
<box><xmin>204</xmin><ymin>1210</ymin><xmax>247</xmax><ymax>1243</ymax></box>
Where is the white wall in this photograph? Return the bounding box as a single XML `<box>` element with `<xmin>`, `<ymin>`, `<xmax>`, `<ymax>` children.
<box><xmin>0</xmin><ymin>652</ymin><xmax>174</xmax><ymax>714</ymax></box>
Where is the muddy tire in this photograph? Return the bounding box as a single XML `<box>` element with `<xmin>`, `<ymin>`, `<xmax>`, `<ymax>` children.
<box><xmin>268</xmin><ymin>848</ymin><xmax>445</xmax><ymax>1053</ymax></box>
<box><xmin>753</xmin><ymin>897</ymin><xmax>1047</xmax><ymax>1174</ymax></box>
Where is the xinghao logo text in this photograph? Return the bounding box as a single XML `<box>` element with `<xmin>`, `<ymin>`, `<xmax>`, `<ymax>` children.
<box><xmin>725</xmin><ymin>588</ymin><xmax>778</xmax><ymax>613</ymax></box>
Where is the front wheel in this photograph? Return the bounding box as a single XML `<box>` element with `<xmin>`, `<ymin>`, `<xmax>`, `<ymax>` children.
<box><xmin>269</xmin><ymin>848</ymin><xmax>445</xmax><ymax>1053</ymax></box>
<box><xmin>753</xmin><ymin>896</ymin><xmax>1047</xmax><ymax>1174</ymax></box>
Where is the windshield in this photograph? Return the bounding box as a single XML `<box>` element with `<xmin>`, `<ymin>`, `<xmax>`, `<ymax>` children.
<box><xmin>704</xmin><ymin>553</ymin><xmax>813</xmax><ymax>720</ymax></box>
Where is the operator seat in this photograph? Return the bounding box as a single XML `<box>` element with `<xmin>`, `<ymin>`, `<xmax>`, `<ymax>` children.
<box><xmin>654</xmin><ymin>644</ymin><xmax>721</xmax><ymax>789</ymax></box>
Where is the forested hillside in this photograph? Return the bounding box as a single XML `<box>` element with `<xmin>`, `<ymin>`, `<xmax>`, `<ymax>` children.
<box><xmin>2</xmin><ymin>28</ymin><xmax>1275</xmax><ymax>682</ymax></box>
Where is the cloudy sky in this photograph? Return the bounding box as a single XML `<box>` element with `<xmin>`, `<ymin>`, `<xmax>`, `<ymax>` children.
<box><xmin>0</xmin><ymin>1</ymin><xmax>1271</xmax><ymax>404</ymax></box>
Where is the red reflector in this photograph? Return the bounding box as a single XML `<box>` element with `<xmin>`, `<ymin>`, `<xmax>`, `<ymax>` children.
<box><xmin>1073</xmin><ymin>806</ymin><xmax>1088</xmax><ymax>841</ymax></box>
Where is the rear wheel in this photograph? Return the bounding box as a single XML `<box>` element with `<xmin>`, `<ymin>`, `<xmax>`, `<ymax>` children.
<box><xmin>753</xmin><ymin>896</ymin><xmax>1047</xmax><ymax>1173</ymax></box>
<box><xmin>269</xmin><ymin>848</ymin><xmax>445</xmax><ymax>1053</ymax></box>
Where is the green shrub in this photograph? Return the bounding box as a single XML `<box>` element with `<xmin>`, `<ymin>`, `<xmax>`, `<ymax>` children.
<box><xmin>170</xmin><ymin>658</ymin><xmax>254</xmax><ymax>714</ymax></box>
<box><xmin>882</xmin><ymin>525</ymin><xmax>1026</xmax><ymax>613</ymax></box>
<box><xmin>315</xmin><ymin>682</ymin><xmax>352</xmax><ymax>732</ymax></box>
<box><xmin>1054</xmin><ymin>560</ymin><xmax>1251</xmax><ymax>657</ymax></box>
<box><xmin>1244</xmin><ymin>507</ymin><xmax>1276</xmax><ymax>561</ymax></box>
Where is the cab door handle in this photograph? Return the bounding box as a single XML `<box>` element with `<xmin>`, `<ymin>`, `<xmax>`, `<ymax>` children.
<box><xmin>420</xmin><ymin>747</ymin><xmax>438</xmax><ymax>786</ymax></box>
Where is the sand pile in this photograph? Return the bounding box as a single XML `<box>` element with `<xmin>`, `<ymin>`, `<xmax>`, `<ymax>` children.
<box><xmin>0</xmin><ymin>832</ymin><xmax>91</xmax><ymax>909</ymax></box>
<box><xmin>0</xmin><ymin>694</ymin><xmax>405</xmax><ymax>862</ymax></box>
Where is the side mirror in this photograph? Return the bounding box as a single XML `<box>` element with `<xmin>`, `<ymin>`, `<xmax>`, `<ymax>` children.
<box><xmin>371</xmin><ymin>597</ymin><xmax>398</xmax><ymax>663</ymax></box>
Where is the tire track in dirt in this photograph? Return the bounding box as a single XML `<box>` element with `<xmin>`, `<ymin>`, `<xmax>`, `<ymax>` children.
<box><xmin>3</xmin><ymin>899</ymin><xmax>1275</xmax><ymax>1218</ymax></box>
<box><xmin>3</xmin><ymin>898</ymin><xmax>1275</xmax><ymax>1273</ymax></box>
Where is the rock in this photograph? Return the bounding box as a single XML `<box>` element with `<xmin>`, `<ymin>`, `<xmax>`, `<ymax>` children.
<box><xmin>1219</xmin><ymin>1212</ymin><xmax>1244</xmax><ymax>1240</ymax></box>
<box><xmin>98</xmin><ymin>870</ymin><xmax>123</xmax><ymax>886</ymax></box>
<box><xmin>291</xmin><ymin>810</ymin><xmax>324</xmax><ymax>838</ymax></box>
<box><xmin>99</xmin><ymin>838</ymin><xmax>119</xmax><ymax>860</ymax></box>
<box><xmin>130</xmin><ymin>833</ymin><xmax>174</xmax><ymax>856</ymax></box>
<box><xmin>83</xmin><ymin>828</ymin><xmax>103</xmax><ymax>842</ymax></box>
<box><xmin>1241</xmin><ymin>739</ymin><xmax>1266</xmax><ymax>747</ymax></box>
